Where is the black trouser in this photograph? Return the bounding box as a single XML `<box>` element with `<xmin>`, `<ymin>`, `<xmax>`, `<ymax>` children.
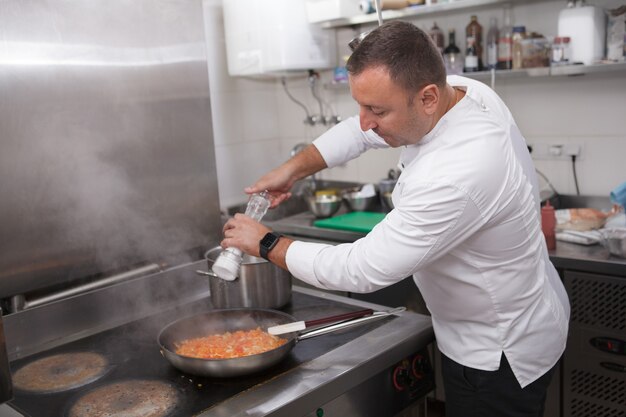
<box><xmin>441</xmin><ymin>352</ymin><xmax>556</xmax><ymax>417</ymax></box>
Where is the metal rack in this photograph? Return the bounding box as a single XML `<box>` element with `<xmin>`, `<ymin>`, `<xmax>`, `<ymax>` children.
<box><xmin>325</xmin><ymin>61</ymin><xmax>626</xmax><ymax>90</ymax></box>
<box><xmin>316</xmin><ymin>0</ymin><xmax>547</xmax><ymax>29</ymax></box>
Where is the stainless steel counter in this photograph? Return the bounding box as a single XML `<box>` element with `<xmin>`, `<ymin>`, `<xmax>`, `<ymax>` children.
<box><xmin>266</xmin><ymin>210</ymin><xmax>366</xmax><ymax>244</ymax></box>
<box><xmin>549</xmin><ymin>241</ymin><xmax>626</xmax><ymax>277</ymax></box>
<box><xmin>267</xmin><ymin>211</ymin><xmax>626</xmax><ymax>277</ymax></box>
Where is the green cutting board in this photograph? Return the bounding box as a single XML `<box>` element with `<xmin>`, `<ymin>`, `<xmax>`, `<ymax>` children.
<box><xmin>313</xmin><ymin>212</ymin><xmax>386</xmax><ymax>233</ymax></box>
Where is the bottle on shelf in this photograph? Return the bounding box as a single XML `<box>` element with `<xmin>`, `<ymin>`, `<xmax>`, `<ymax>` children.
<box><xmin>486</xmin><ymin>17</ymin><xmax>499</xmax><ymax>69</ymax></box>
<box><xmin>497</xmin><ymin>5</ymin><xmax>513</xmax><ymax>70</ymax></box>
<box><xmin>466</xmin><ymin>15</ymin><xmax>484</xmax><ymax>71</ymax></box>
<box><xmin>428</xmin><ymin>22</ymin><xmax>445</xmax><ymax>55</ymax></box>
<box><xmin>512</xmin><ymin>25</ymin><xmax>527</xmax><ymax>70</ymax></box>
<box><xmin>464</xmin><ymin>36</ymin><xmax>479</xmax><ymax>73</ymax></box>
<box><xmin>444</xmin><ymin>29</ymin><xmax>464</xmax><ymax>75</ymax></box>
<box><xmin>541</xmin><ymin>201</ymin><xmax>557</xmax><ymax>250</ymax></box>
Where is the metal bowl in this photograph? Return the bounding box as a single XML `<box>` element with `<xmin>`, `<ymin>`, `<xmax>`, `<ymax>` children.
<box><xmin>306</xmin><ymin>194</ymin><xmax>342</xmax><ymax>218</ymax></box>
<box><xmin>342</xmin><ymin>190</ymin><xmax>378</xmax><ymax>212</ymax></box>
<box><xmin>600</xmin><ymin>228</ymin><xmax>626</xmax><ymax>258</ymax></box>
<box><xmin>378</xmin><ymin>179</ymin><xmax>396</xmax><ymax>212</ymax></box>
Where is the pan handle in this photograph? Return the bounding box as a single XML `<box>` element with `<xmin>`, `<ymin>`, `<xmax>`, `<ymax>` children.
<box><xmin>196</xmin><ymin>269</ymin><xmax>218</xmax><ymax>278</ymax></box>
<box><xmin>297</xmin><ymin>307</ymin><xmax>406</xmax><ymax>341</ymax></box>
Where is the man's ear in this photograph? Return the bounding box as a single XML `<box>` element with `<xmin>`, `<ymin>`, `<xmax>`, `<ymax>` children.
<box><xmin>420</xmin><ymin>84</ymin><xmax>440</xmax><ymax>115</ymax></box>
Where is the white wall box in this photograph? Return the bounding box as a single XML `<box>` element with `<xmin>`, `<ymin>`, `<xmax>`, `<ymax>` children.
<box><xmin>223</xmin><ymin>0</ymin><xmax>336</xmax><ymax>77</ymax></box>
<box><xmin>305</xmin><ymin>0</ymin><xmax>363</xmax><ymax>23</ymax></box>
<box><xmin>558</xmin><ymin>3</ymin><xmax>607</xmax><ymax>65</ymax></box>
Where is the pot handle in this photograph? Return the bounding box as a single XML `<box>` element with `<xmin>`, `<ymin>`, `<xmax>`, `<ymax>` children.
<box><xmin>196</xmin><ymin>269</ymin><xmax>218</xmax><ymax>278</ymax></box>
<box><xmin>297</xmin><ymin>307</ymin><xmax>406</xmax><ymax>341</ymax></box>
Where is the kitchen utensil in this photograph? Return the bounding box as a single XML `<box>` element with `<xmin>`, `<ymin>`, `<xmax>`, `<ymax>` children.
<box><xmin>268</xmin><ymin>308</ymin><xmax>373</xmax><ymax>335</ymax></box>
<box><xmin>342</xmin><ymin>184</ymin><xmax>377</xmax><ymax>212</ymax></box>
<box><xmin>378</xmin><ymin>179</ymin><xmax>396</xmax><ymax>212</ymax></box>
<box><xmin>196</xmin><ymin>247</ymin><xmax>291</xmax><ymax>309</ymax></box>
<box><xmin>599</xmin><ymin>228</ymin><xmax>626</xmax><ymax>258</ymax></box>
<box><xmin>314</xmin><ymin>211</ymin><xmax>386</xmax><ymax>233</ymax></box>
<box><xmin>306</xmin><ymin>194</ymin><xmax>342</xmax><ymax>218</ymax></box>
<box><xmin>157</xmin><ymin>307</ymin><xmax>406</xmax><ymax>378</ymax></box>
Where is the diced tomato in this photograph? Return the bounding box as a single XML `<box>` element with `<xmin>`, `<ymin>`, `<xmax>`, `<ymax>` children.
<box><xmin>175</xmin><ymin>328</ymin><xmax>287</xmax><ymax>360</ymax></box>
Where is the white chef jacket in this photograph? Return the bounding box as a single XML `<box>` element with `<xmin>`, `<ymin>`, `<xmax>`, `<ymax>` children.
<box><xmin>285</xmin><ymin>75</ymin><xmax>570</xmax><ymax>388</ymax></box>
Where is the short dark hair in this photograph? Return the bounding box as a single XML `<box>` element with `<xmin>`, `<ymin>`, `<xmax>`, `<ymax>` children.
<box><xmin>346</xmin><ymin>21</ymin><xmax>446</xmax><ymax>102</ymax></box>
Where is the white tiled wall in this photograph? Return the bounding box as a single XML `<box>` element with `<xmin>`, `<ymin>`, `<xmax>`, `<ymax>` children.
<box><xmin>205</xmin><ymin>0</ymin><xmax>626</xmax><ymax>210</ymax></box>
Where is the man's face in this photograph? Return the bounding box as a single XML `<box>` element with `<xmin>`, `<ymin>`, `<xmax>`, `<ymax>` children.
<box><xmin>349</xmin><ymin>66</ymin><xmax>432</xmax><ymax>147</ymax></box>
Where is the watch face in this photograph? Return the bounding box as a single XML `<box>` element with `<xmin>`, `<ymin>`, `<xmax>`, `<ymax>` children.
<box><xmin>261</xmin><ymin>233</ymin><xmax>278</xmax><ymax>248</ymax></box>
<box><xmin>259</xmin><ymin>233</ymin><xmax>280</xmax><ymax>260</ymax></box>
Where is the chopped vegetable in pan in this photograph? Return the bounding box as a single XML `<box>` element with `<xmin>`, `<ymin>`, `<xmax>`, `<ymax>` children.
<box><xmin>175</xmin><ymin>328</ymin><xmax>287</xmax><ymax>359</ymax></box>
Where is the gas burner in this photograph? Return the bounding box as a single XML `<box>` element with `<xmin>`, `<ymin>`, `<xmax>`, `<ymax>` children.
<box><xmin>13</xmin><ymin>352</ymin><xmax>110</xmax><ymax>394</ymax></box>
<box><xmin>67</xmin><ymin>379</ymin><xmax>179</xmax><ymax>417</ymax></box>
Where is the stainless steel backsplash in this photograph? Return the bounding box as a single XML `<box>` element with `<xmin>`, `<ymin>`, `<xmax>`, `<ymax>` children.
<box><xmin>0</xmin><ymin>0</ymin><xmax>222</xmax><ymax>300</ymax></box>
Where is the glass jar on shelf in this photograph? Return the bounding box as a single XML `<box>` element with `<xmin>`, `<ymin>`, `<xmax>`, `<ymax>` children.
<box><xmin>521</xmin><ymin>36</ymin><xmax>551</xmax><ymax>68</ymax></box>
<box><xmin>512</xmin><ymin>25</ymin><xmax>526</xmax><ymax>70</ymax></box>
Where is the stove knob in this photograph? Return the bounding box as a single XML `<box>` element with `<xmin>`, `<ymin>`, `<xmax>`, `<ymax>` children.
<box><xmin>392</xmin><ymin>360</ymin><xmax>412</xmax><ymax>391</ymax></box>
<box><xmin>411</xmin><ymin>354</ymin><xmax>427</xmax><ymax>380</ymax></box>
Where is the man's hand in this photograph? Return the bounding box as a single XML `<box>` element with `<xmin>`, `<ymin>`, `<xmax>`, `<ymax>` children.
<box><xmin>244</xmin><ymin>166</ymin><xmax>295</xmax><ymax>209</ymax></box>
<box><xmin>244</xmin><ymin>144</ymin><xmax>328</xmax><ymax>209</ymax></box>
<box><xmin>221</xmin><ymin>214</ymin><xmax>271</xmax><ymax>258</ymax></box>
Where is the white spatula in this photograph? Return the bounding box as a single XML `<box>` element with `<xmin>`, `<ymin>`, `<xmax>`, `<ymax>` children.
<box><xmin>268</xmin><ymin>309</ymin><xmax>373</xmax><ymax>336</ymax></box>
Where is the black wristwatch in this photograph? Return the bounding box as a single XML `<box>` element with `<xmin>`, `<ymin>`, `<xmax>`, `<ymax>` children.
<box><xmin>259</xmin><ymin>232</ymin><xmax>282</xmax><ymax>260</ymax></box>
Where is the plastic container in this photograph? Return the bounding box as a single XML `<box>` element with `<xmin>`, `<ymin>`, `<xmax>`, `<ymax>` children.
<box><xmin>607</xmin><ymin>7</ymin><xmax>626</xmax><ymax>61</ymax></box>
<box><xmin>600</xmin><ymin>228</ymin><xmax>626</xmax><ymax>258</ymax></box>
<box><xmin>558</xmin><ymin>2</ymin><xmax>606</xmax><ymax>65</ymax></box>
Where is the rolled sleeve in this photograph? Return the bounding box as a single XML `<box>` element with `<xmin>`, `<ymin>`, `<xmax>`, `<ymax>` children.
<box><xmin>285</xmin><ymin>241</ymin><xmax>327</xmax><ymax>287</ymax></box>
<box><xmin>313</xmin><ymin>116</ymin><xmax>388</xmax><ymax>168</ymax></box>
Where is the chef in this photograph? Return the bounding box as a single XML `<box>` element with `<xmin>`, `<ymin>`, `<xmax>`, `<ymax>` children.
<box><xmin>221</xmin><ymin>21</ymin><xmax>569</xmax><ymax>417</ymax></box>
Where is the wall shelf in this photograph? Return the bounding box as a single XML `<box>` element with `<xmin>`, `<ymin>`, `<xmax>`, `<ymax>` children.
<box><xmin>463</xmin><ymin>61</ymin><xmax>626</xmax><ymax>81</ymax></box>
<box><xmin>317</xmin><ymin>0</ymin><xmax>546</xmax><ymax>29</ymax></box>
<box><xmin>325</xmin><ymin>61</ymin><xmax>626</xmax><ymax>89</ymax></box>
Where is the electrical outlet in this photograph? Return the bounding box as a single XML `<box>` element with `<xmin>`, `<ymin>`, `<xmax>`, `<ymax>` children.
<box><xmin>528</xmin><ymin>142</ymin><xmax>582</xmax><ymax>160</ymax></box>
<box><xmin>564</xmin><ymin>144</ymin><xmax>581</xmax><ymax>157</ymax></box>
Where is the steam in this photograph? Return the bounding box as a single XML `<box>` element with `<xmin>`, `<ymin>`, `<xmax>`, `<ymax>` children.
<box><xmin>0</xmin><ymin>65</ymin><xmax>220</xmax><ymax>286</ymax></box>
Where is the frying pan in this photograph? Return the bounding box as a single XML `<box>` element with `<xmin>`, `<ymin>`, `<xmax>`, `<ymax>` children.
<box><xmin>157</xmin><ymin>307</ymin><xmax>404</xmax><ymax>378</ymax></box>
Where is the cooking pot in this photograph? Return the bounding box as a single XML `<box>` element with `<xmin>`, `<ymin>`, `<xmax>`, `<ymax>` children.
<box><xmin>157</xmin><ymin>307</ymin><xmax>405</xmax><ymax>378</ymax></box>
<box><xmin>196</xmin><ymin>247</ymin><xmax>291</xmax><ymax>309</ymax></box>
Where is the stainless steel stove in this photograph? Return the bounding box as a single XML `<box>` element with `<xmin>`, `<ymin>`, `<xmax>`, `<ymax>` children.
<box><xmin>2</xmin><ymin>262</ymin><xmax>434</xmax><ymax>417</ymax></box>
